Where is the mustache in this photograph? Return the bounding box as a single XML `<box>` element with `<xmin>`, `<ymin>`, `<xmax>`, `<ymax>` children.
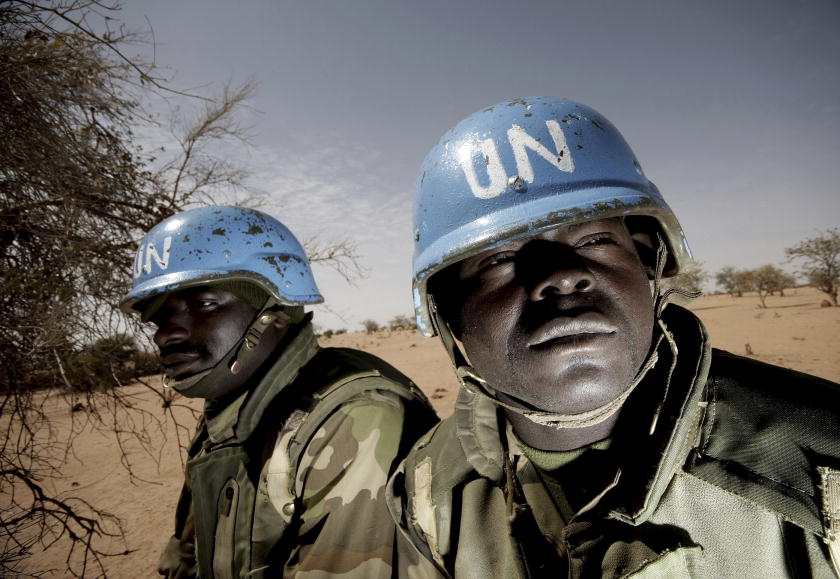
<box><xmin>159</xmin><ymin>342</ymin><xmax>207</xmax><ymax>358</ymax></box>
<box><xmin>521</xmin><ymin>296</ymin><xmax>604</xmax><ymax>331</ymax></box>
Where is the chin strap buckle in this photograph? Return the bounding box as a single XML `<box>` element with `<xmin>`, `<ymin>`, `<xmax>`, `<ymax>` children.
<box><xmin>229</xmin><ymin>307</ymin><xmax>292</xmax><ymax>374</ymax></box>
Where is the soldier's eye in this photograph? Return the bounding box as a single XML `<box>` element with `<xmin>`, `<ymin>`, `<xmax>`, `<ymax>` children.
<box><xmin>479</xmin><ymin>251</ymin><xmax>516</xmax><ymax>271</ymax></box>
<box><xmin>190</xmin><ymin>300</ymin><xmax>217</xmax><ymax>311</ymax></box>
<box><xmin>577</xmin><ymin>233</ymin><xmax>616</xmax><ymax>247</ymax></box>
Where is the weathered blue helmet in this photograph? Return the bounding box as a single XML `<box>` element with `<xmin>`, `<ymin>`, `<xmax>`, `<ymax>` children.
<box><xmin>413</xmin><ymin>97</ymin><xmax>690</xmax><ymax>336</ymax></box>
<box><xmin>120</xmin><ymin>206</ymin><xmax>323</xmax><ymax>315</ymax></box>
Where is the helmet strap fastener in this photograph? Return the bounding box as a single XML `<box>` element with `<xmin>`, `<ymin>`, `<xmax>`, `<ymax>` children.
<box><xmin>227</xmin><ymin>304</ymin><xmax>293</xmax><ymax>375</ymax></box>
<box><xmin>229</xmin><ymin>309</ymin><xmax>278</xmax><ymax>374</ymax></box>
<box><xmin>647</xmin><ymin>234</ymin><xmax>697</xmax><ymax>435</ymax></box>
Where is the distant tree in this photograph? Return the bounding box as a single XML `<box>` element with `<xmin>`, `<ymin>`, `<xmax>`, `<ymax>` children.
<box><xmin>388</xmin><ymin>315</ymin><xmax>416</xmax><ymax>331</ymax></box>
<box><xmin>334</xmin><ymin>328</ymin><xmax>347</xmax><ymax>335</ymax></box>
<box><xmin>785</xmin><ymin>228</ymin><xmax>840</xmax><ymax>306</ymax></box>
<box><xmin>769</xmin><ymin>271</ymin><xmax>796</xmax><ymax>297</ymax></box>
<box><xmin>716</xmin><ymin>266</ymin><xmax>749</xmax><ymax>297</ymax></box>
<box><xmin>67</xmin><ymin>333</ymin><xmax>138</xmax><ymax>391</ymax></box>
<box><xmin>733</xmin><ymin>269</ymin><xmax>757</xmax><ymax>297</ymax></box>
<box><xmin>362</xmin><ymin>319</ymin><xmax>380</xmax><ymax>334</ymax></box>
<box><xmin>663</xmin><ymin>260</ymin><xmax>707</xmax><ymax>294</ymax></box>
<box><xmin>751</xmin><ymin>265</ymin><xmax>791</xmax><ymax>308</ymax></box>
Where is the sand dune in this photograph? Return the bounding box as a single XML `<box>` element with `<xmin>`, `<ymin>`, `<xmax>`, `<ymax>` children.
<box><xmin>17</xmin><ymin>286</ymin><xmax>839</xmax><ymax>576</ymax></box>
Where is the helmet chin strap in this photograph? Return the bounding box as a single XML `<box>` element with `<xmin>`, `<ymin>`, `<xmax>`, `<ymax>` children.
<box><xmin>432</xmin><ymin>235</ymin><xmax>692</xmax><ymax>432</ymax></box>
<box><xmin>163</xmin><ymin>301</ymin><xmax>299</xmax><ymax>398</ymax></box>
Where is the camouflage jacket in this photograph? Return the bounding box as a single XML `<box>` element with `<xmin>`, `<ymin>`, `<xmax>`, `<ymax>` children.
<box><xmin>388</xmin><ymin>305</ymin><xmax>840</xmax><ymax>578</ymax></box>
<box><xmin>162</xmin><ymin>323</ymin><xmax>437</xmax><ymax>578</ymax></box>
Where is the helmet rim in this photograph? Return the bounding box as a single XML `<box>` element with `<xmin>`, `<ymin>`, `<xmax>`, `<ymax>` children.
<box><xmin>120</xmin><ymin>269</ymin><xmax>324</xmax><ymax>315</ymax></box>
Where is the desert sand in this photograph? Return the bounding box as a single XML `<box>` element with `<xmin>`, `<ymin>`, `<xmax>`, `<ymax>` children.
<box><xmin>15</xmin><ymin>286</ymin><xmax>840</xmax><ymax>577</ymax></box>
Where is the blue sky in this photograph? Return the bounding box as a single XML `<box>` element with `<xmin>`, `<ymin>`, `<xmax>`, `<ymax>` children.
<box><xmin>118</xmin><ymin>0</ymin><xmax>840</xmax><ymax>330</ymax></box>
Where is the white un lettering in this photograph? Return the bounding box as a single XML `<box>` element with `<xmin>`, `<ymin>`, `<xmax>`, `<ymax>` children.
<box><xmin>133</xmin><ymin>236</ymin><xmax>172</xmax><ymax>278</ymax></box>
<box><xmin>458</xmin><ymin>120</ymin><xmax>575</xmax><ymax>199</ymax></box>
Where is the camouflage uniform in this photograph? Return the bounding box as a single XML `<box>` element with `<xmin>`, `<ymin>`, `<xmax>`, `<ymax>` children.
<box><xmin>389</xmin><ymin>304</ymin><xmax>840</xmax><ymax>578</ymax></box>
<box><xmin>161</xmin><ymin>322</ymin><xmax>437</xmax><ymax>578</ymax></box>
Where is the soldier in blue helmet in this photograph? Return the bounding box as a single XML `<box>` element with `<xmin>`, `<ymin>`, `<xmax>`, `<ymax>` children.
<box><xmin>387</xmin><ymin>98</ymin><xmax>840</xmax><ymax>577</ymax></box>
<box><xmin>121</xmin><ymin>206</ymin><xmax>437</xmax><ymax>578</ymax></box>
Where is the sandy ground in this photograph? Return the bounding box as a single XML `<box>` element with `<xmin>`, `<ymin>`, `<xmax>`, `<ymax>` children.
<box><xmin>14</xmin><ymin>286</ymin><xmax>840</xmax><ymax>577</ymax></box>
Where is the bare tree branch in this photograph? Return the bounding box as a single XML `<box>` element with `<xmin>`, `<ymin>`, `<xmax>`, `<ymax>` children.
<box><xmin>0</xmin><ymin>2</ymin><xmax>257</xmax><ymax>575</ymax></box>
<box><xmin>304</xmin><ymin>236</ymin><xmax>367</xmax><ymax>284</ymax></box>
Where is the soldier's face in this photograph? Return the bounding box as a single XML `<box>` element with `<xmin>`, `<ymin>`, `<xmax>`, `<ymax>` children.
<box><xmin>151</xmin><ymin>286</ymin><xmax>258</xmax><ymax>397</ymax></box>
<box><xmin>449</xmin><ymin>218</ymin><xmax>654</xmax><ymax>415</ymax></box>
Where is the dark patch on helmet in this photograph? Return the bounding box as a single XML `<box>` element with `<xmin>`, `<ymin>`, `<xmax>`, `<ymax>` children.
<box><xmin>183</xmin><ymin>235</ymin><xmax>190</xmax><ymax>242</ymax></box>
<box><xmin>246</xmin><ymin>224</ymin><xmax>264</xmax><ymax>235</ymax></box>
<box><xmin>262</xmin><ymin>255</ymin><xmax>288</xmax><ymax>276</ymax></box>
<box><xmin>262</xmin><ymin>254</ymin><xmax>300</xmax><ymax>266</ymax></box>
<box><xmin>591</xmin><ymin>119</ymin><xmax>604</xmax><ymax>130</ymax></box>
<box><xmin>263</xmin><ymin>242</ymin><xmax>273</xmax><ymax>248</ymax></box>
<box><xmin>507</xmin><ymin>98</ymin><xmax>529</xmax><ymax>107</ymax></box>
<box><xmin>212</xmin><ymin>228</ymin><xmax>225</xmax><ymax>236</ymax></box>
<box><xmin>574</xmin><ymin>130</ymin><xmax>582</xmax><ymax>136</ymax></box>
<box><xmin>524</xmin><ymin>112</ymin><xmax>533</xmax><ymax>117</ymax></box>
<box><xmin>577</xmin><ymin>145</ymin><xmax>584</xmax><ymax>150</ymax></box>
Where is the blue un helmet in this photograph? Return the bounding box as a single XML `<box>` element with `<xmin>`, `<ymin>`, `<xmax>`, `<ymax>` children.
<box><xmin>120</xmin><ymin>206</ymin><xmax>323</xmax><ymax>316</ymax></box>
<box><xmin>121</xmin><ymin>206</ymin><xmax>323</xmax><ymax>397</ymax></box>
<box><xmin>413</xmin><ymin>97</ymin><xmax>691</xmax><ymax>337</ymax></box>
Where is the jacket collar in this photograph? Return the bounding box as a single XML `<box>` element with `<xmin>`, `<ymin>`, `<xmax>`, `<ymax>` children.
<box><xmin>606</xmin><ymin>304</ymin><xmax>711</xmax><ymax>524</ymax></box>
<box><xmin>204</xmin><ymin>322</ymin><xmax>320</xmax><ymax>445</ymax></box>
